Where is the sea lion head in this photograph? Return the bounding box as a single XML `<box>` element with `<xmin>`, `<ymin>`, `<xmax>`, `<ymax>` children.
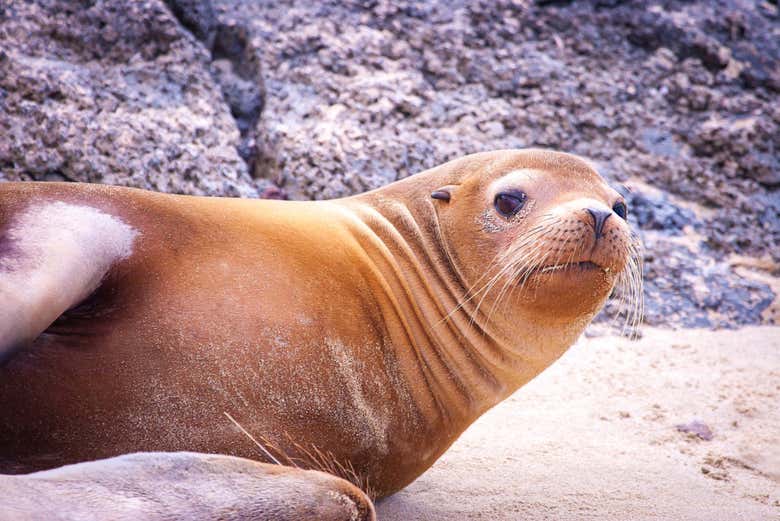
<box><xmin>428</xmin><ymin>149</ymin><xmax>642</xmax><ymax>337</ymax></box>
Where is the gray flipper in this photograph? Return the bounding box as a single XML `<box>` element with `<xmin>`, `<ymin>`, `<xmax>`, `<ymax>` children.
<box><xmin>0</xmin><ymin>452</ymin><xmax>375</xmax><ymax>521</ymax></box>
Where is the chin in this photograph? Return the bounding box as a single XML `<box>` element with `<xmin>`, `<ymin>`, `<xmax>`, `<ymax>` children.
<box><xmin>518</xmin><ymin>268</ymin><xmax>615</xmax><ymax>317</ymax></box>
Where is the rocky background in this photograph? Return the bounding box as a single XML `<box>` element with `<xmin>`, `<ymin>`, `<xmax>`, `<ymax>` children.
<box><xmin>1</xmin><ymin>0</ymin><xmax>778</xmax><ymax>330</ymax></box>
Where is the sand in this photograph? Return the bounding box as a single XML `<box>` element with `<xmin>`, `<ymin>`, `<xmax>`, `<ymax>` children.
<box><xmin>377</xmin><ymin>326</ymin><xmax>780</xmax><ymax>520</ymax></box>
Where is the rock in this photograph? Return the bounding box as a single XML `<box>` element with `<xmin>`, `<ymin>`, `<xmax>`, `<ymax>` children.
<box><xmin>684</xmin><ymin>114</ymin><xmax>780</xmax><ymax>190</ymax></box>
<box><xmin>163</xmin><ymin>0</ymin><xmax>218</xmax><ymax>49</ymax></box>
<box><xmin>616</xmin><ymin>0</ymin><xmax>779</xmax><ymax>90</ymax></box>
<box><xmin>627</xmin><ymin>191</ymin><xmax>696</xmax><ymax>235</ymax></box>
<box><xmin>676</xmin><ymin>420</ymin><xmax>714</xmax><ymax>441</ymax></box>
<box><xmin>0</xmin><ymin>0</ymin><xmax>273</xmax><ymax>197</ymax></box>
<box><xmin>622</xmin><ymin>234</ymin><xmax>774</xmax><ymax>328</ymax></box>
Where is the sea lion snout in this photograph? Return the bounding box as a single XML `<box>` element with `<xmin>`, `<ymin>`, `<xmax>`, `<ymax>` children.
<box><xmin>561</xmin><ymin>198</ymin><xmax>631</xmax><ymax>274</ymax></box>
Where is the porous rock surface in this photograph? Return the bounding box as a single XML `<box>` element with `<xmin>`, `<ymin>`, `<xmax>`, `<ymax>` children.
<box><xmin>0</xmin><ymin>0</ymin><xmax>272</xmax><ymax>196</ymax></box>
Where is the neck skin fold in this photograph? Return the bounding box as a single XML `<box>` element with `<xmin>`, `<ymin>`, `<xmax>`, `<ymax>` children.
<box><xmin>334</xmin><ymin>194</ymin><xmax>594</xmax><ymax>437</ymax></box>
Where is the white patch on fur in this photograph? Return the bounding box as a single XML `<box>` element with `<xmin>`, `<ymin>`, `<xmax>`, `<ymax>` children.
<box><xmin>0</xmin><ymin>202</ymin><xmax>138</xmax><ymax>352</ymax></box>
<box><xmin>2</xmin><ymin>201</ymin><xmax>137</xmax><ymax>270</ymax></box>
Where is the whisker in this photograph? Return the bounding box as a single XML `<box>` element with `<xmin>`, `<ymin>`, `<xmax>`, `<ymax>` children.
<box><xmin>610</xmin><ymin>233</ymin><xmax>644</xmax><ymax>338</ymax></box>
<box><xmin>460</xmin><ymin>222</ymin><xmax>556</xmax><ymax>329</ymax></box>
<box><xmin>224</xmin><ymin>412</ymin><xmax>282</xmax><ymax>466</ymax></box>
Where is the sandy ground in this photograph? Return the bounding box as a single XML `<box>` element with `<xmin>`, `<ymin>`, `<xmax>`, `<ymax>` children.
<box><xmin>377</xmin><ymin>326</ymin><xmax>780</xmax><ymax>521</ymax></box>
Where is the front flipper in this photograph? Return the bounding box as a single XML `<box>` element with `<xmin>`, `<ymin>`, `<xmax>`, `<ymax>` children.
<box><xmin>0</xmin><ymin>201</ymin><xmax>138</xmax><ymax>364</ymax></box>
<box><xmin>0</xmin><ymin>452</ymin><xmax>376</xmax><ymax>521</ymax></box>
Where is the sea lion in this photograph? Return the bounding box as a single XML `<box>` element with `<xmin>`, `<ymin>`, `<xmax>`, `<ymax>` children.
<box><xmin>0</xmin><ymin>149</ymin><xmax>642</xmax><ymax>502</ymax></box>
<box><xmin>0</xmin><ymin>452</ymin><xmax>375</xmax><ymax>521</ymax></box>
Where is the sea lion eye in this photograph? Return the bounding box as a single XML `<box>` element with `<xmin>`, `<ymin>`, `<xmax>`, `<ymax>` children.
<box><xmin>494</xmin><ymin>191</ymin><xmax>527</xmax><ymax>218</ymax></box>
<box><xmin>613</xmin><ymin>201</ymin><xmax>627</xmax><ymax>220</ymax></box>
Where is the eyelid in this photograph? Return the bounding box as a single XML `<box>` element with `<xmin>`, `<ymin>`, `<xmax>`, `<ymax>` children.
<box><xmin>501</xmin><ymin>190</ymin><xmax>526</xmax><ymax>199</ymax></box>
<box><xmin>495</xmin><ymin>191</ymin><xmax>527</xmax><ymax>203</ymax></box>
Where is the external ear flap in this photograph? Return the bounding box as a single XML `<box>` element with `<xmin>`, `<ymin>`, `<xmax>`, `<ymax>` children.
<box><xmin>431</xmin><ymin>185</ymin><xmax>456</xmax><ymax>202</ymax></box>
<box><xmin>431</xmin><ymin>190</ymin><xmax>450</xmax><ymax>201</ymax></box>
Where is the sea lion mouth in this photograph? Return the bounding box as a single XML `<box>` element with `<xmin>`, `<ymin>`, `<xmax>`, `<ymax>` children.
<box><xmin>536</xmin><ymin>261</ymin><xmax>609</xmax><ymax>274</ymax></box>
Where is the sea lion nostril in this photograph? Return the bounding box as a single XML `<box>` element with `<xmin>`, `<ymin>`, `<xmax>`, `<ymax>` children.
<box><xmin>586</xmin><ymin>208</ymin><xmax>611</xmax><ymax>240</ymax></box>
